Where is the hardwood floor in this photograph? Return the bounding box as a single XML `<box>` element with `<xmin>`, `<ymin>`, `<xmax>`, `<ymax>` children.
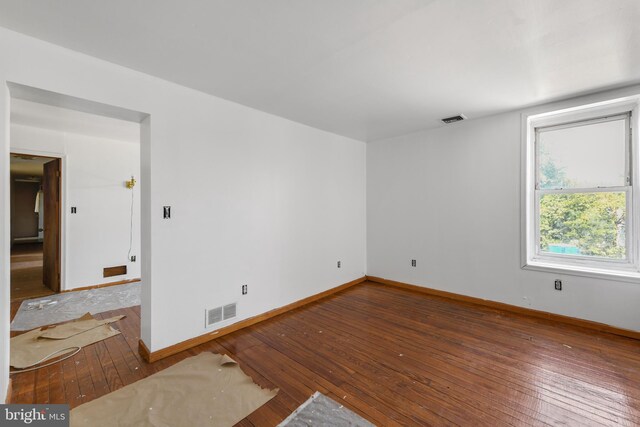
<box><xmin>11</xmin><ymin>242</ymin><xmax>54</xmax><ymax>301</ymax></box>
<box><xmin>9</xmin><ymin>281</ymin><xmax>640</xmax><ymax>425</ymax></box>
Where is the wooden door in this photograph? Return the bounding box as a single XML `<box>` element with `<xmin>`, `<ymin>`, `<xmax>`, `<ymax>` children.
<box><xmin>43</xmin><ymin>158</ymin><xmax>61</xmax><ymax>292</ymax></box>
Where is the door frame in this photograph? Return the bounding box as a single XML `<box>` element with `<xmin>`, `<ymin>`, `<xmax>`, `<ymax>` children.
<box><xmin>10</xmin><ymin>149</ymin><xmax>67</xmax><ymax>292</ymax></box>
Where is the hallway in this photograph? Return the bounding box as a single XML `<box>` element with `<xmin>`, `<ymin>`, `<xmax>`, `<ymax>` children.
<box><xmin>11</xmin><ymin>242</ymin><xmax>54</xmax><ymax>301</ymax></box>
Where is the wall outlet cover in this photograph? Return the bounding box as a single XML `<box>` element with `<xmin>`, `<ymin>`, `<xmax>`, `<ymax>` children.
<box><xmin>554</xmin><ymin>280</ymin><xmax>562</xmax><ymax>291</ymax></box>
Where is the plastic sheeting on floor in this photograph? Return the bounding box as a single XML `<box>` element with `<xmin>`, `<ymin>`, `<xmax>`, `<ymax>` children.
<box><xmin>11</xmin><ymin>282</ymin><xmax>140</xmax><ymax>331</ymax></box>
<box><xmin>70</xmin><ymin>352</ymin><xmax>278</xmax><ymax>427</ymax></box>
<box><xmin>278</xmin><ymin>391</ymin><xmax>375</xmax><ymax>427</ymax></box>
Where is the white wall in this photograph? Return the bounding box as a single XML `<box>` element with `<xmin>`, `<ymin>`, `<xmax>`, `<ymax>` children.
<box><xmin>11</xmin><ymin>123</ymin><xmax>141</xmax><ymax>290</ymax></box>
<box><xmin>0</xmin><ymin>26</ymin><xmax>367</xmax><ymax>402</ymax></box>
<box><xmin>1</xmin><ymin>82</ymin><xmax>9</xmax><ymax>403</ymax></box>
<box><xmin>367</xmin><ymin>87</ymin><xmax>640</xmax><ymax>333</ymax></box>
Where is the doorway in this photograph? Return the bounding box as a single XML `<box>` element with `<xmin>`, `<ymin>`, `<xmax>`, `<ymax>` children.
<box><xmin>10</xmin><ymin>153</ymin><xmax>61</xmax><ymax>301</ymax></box>
<box><xmin>6</xmin><ymin>84</ymin><xmax>149</xmax><ymax>380</ymax></box>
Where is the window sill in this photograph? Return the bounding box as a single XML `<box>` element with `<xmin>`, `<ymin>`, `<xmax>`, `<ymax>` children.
<box><xmin>523</xmin><ymin>261</ymin><xmax>640</xmax><ymax>283</ymax></box>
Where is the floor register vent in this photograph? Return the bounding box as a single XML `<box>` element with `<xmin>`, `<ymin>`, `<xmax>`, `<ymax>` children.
<box><xmin>206</xmin><ymin>302</ymin><xmax>237</xmax><ymax>327</ymax></box>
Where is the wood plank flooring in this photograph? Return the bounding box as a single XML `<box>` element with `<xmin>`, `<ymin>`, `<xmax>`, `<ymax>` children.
<box><xmin>11</xmin><ymin>242</ymin><xmax>54</xmax><ymax>301</ymax></box>
<box><xmin>9</xmin><ymin>281</ymin><xmax>640</xmax><ymax>425</ymax></box>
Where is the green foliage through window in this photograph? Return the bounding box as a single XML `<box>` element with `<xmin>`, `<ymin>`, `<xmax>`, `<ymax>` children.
<box><xmin>539</xmin><ymin>192</ymin><xmax>626</xmax><ymax>259</ymax></box>
<box><xmin>538</xmin><ymin>149</ymin><xmax>569</xmax><ymax>189</ymax></box>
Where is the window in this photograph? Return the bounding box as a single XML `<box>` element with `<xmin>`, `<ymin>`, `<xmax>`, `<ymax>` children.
<box><xmin>524</xmin><ymin>96</ymin><xmax>640</xmax><ymax>279</ymax></box>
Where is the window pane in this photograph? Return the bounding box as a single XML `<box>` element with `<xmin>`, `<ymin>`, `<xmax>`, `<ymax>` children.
<box><xmin>537</xmin><ymin>118</ymin><xmax>627</xmax><ymax>189</ymax></box>
<box><xmin>539</xmin><ymin>192</ymin><xmax>626</xmax><ymax>259</ymax></box>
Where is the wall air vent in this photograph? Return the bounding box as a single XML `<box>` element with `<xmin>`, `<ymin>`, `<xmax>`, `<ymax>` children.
<box><xmin>206</xmin><ymin>307</ymin><xmax>223</xmax><ymax>327</ymax></box>
<box><xmin>441</xmin><ymin>114</ymin><xmax>467</xmax><ymax>124</ymax></box>
<box><xmin>223</xmin><ymin>303</ymin><xmax>237</xmax><ymax>320</ymax></box>
<box><xmin>205</xmin><ymin>302</ymin><xmax>237</xmax><ymax>327</ymax></box>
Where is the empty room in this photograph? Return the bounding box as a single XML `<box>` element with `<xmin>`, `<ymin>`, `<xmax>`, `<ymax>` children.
<box><xmin>0</xmin><ymin>1</ymin><xmax>639</xmax><ymax>426</ymax></box>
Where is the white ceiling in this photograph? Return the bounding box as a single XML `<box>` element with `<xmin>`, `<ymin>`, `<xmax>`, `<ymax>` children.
<box><xmin>0</xmin><ymin>0</ymin><xmax>638</xmax><ymax>141</ymax></box>
<box><xmin>11</xmin><ymin>99</ymin><xmax>140</xmax><ymax>143</ymax></box>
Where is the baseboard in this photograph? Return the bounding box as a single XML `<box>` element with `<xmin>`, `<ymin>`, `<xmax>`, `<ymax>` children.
<box><xmin>139</xmin><ymin>276</ymin><xmax>367</xmax><ymax>363</ymax></box>
<box><xmin>5</xmin><ymin>378</ymin><xmax>12</xmax><ymax>404</ymax></box>
<box><xmin>62</xmin><ymin>278</ymin><xmax>141</xmax><ymax>293</ymax></box>
<box><xmin>366</xmin><ymin>276</ymin><xmax>640</xmax><ymax>341</ymax></box>
<box><xmin>138</xmin><ymin>339</ymin><xmax>151</xmax><ymax>363</ymax></box>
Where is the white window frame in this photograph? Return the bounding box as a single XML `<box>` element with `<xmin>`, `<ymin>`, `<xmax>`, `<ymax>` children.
<box><xmin>522</xmin><ymin>95</ymin><xmax>640</xmax><ymax>281</ymax></box>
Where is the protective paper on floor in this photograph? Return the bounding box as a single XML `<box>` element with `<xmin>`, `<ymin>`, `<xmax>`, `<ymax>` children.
<box><xmin>11</xmin><ymin>282</ymin><xmax>140</xmax><ymax>331</ymax></box>
<box><xmin>279</xmin><ymin>391</ymin><xmax>375</xmax><ymax>427</ymax></box>
<box><xmin>11</xmin><ymin>314</ymin><xmax>124</xmax><ymax>369</ymax></box>
<box><xmin>70</xmin><ymin>352</ymin><xmax>278</xmax><ymax>427</ymax></box>
<box><xmin>39</xmin><ymin>313</ymin><xmax>125</xmax><ymax>339</ymax></box>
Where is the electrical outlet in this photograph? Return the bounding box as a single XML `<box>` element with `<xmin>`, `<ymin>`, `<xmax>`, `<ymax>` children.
<box><xmin>163</xmin><ymin>206</ymin><xmax>171</xmax><ymax>219</ymax></box>
<box><xmin>71</xmin><ymin>207</ymin><xmax>77</xmax><ymax>214</ymax></box>
<box><xmin>130</xmin><ymin>255</ymin><xmax>136</xmax><ymax>262</ymax></box>
<box><xmin>554</xmin><ymin>279</ymin><xmax>562</xmax><ymax>291</ymax></box>
<box><xmin>337</xmin><ymin>261</ymin><xmax>341</xmax><ymax>268</ymax></box>
<box><xmin>411</xmin><ymin>259</ymin><xmax>417</xmax><ymax>267</ymax></box>
<box><xmin>242</xmin><ymin>284</ymin><xmax>248</xmax><ymax>295</ymax></box>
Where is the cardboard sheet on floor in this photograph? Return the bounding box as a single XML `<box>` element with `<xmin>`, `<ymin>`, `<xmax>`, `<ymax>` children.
<box><xmin>10</xmin><ymin>313</ymin><xmax>124</xmax><ymax>369</ymax></box>
<box><xmin>70</xmin><ymin>352</ymin><xmax>278</xmax><ymax>427</ymax></box>
<box><xmin>39</xmin><ymin>313</ymin><xmax>123</xmax><ymax>339</ymax></box>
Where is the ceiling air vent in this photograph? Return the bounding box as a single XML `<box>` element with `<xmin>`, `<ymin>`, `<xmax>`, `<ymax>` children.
<box><xmin>441</xmin><ymin>114</ymin><xmax>467</xmax><ymax>124</ymax></box>
<box><xmin>206</xmin><ymin>306</ymin><xmax>223</xmax><ymax>327</ymax></box>
<box><xmin>223</xmin><ymin>303</ymin><xmax>237</xmax><ymax>320</ymax></box>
